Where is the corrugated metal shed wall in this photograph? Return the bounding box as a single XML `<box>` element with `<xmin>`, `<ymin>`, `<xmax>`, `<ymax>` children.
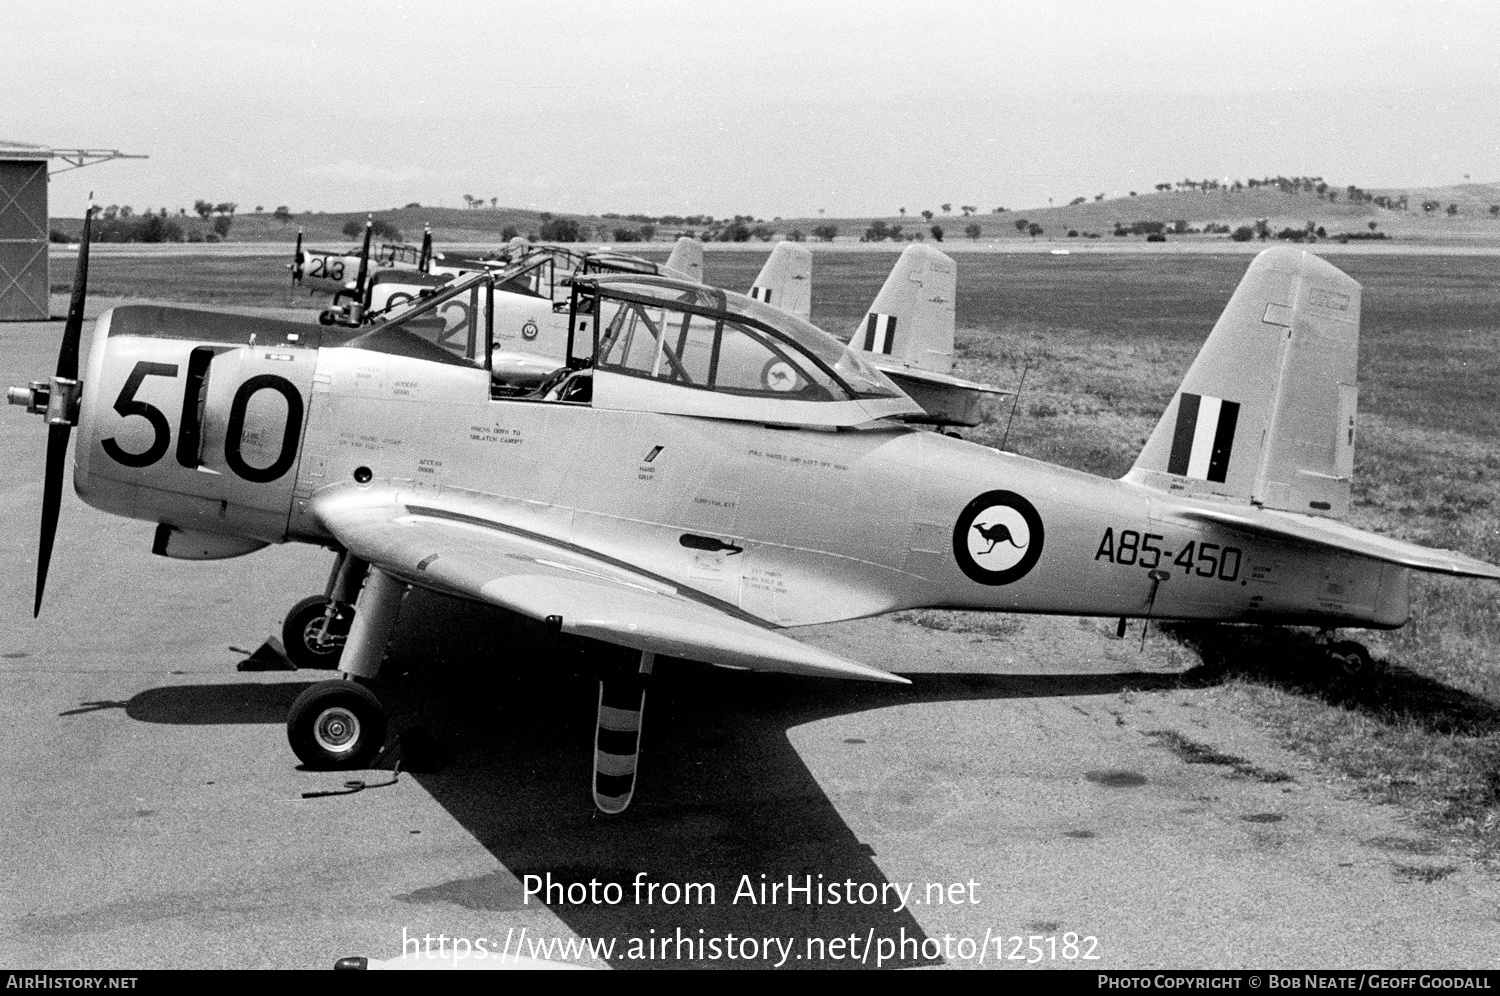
<box><xmin>0</xmin><ymin>159</ymin><xmax>49</xmax><ymax>320</ymax></box>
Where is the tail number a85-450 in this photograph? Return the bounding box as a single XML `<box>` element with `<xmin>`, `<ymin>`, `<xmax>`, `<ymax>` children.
<box><xmin>101</xmin><ymin>360</ymin><xmax>304</xmax><ymax>482</ymax></box>
<box><xmin>1094</xmin><ymin>527</ymin><xmax>1241</xmax><ymax>582</ymax></box>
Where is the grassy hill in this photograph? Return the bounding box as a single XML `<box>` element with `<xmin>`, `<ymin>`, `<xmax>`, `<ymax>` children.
<box><xmin>51</xmin><ymin>181</ymin><xmax>1500</xmax><ymax>246</ymax></box>
<box><xmin>777</xmin><ymin>182</ymin><xmax>1500</xmax><ymax>244</ymax></box>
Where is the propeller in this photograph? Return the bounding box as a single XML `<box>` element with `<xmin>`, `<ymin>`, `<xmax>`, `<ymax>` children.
<box><xmin>34</xmin><ymin>206</ymin><xmax>94</xmax><ymax>616</ymax></box>
<box><xmin>354</xmin><ymin>215</ymin><xmax>373</xmax><ymax>305</ymax></box>
<box><xmin>289</xmin><ymin>227</ymin><xmax>304</xmax><ymax>290</ymax></box>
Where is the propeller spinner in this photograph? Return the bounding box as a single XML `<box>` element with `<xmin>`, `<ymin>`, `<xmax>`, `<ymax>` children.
<box><xmin>6</xmin><ymin>207</ymin><xmax>93</xmax><ymax>615</ymax></box>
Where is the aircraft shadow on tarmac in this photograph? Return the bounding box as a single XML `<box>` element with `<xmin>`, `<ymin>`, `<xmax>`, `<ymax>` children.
<box><xmin>109</xmin><ymin>590</ymin><xmax>1184</xmax><ymax>969</ymax></box>
<box><xmin>1167</xmin><ymin>622</ymin><xmax>1500</xmax><ymax>736</ymax></box>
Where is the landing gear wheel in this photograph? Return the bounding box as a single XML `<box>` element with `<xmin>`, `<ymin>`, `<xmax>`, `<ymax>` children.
<box><xmin>1328</xmin><ymin>640</ymin><xmax>1372</xmax><ymax>674</ymax></box>
<box><xmin>283</xmin><ymin>595</ymin><xmax>349</xmax><ymax>669</ymax></box>
<box><xmin>287</xmin><ymin>680</ymin><xmax>387</xmax><ymax>769</ymax></box>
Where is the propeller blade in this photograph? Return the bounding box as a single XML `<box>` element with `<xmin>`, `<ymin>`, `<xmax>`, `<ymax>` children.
<box><xmin>35</xmin><ymin>423</ymin><xmax>71</xmax><ymax>616</ymax></box>
<box><xmin>291</xmin><ymin>228</ymin><xmax>304</xmax><ymax>287</ymax></box>
<box><xmin>55</xmin><ymin>206</ymin><xmax>93</xmax><ymax>381</ymax></box>
<box><xmin>354</xmin><ymin>216</ymin><xmax>373</xmax><ymax>303</ymax></box>
<box><xmin>35</xmin><ymin>205</ymin><xmax>93</xmax><ymax>616</ymax></box>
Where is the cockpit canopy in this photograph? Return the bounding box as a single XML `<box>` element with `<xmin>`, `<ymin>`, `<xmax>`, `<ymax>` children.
<box><xmin>345</xmin><ymin>269</ymin><xmax>923</xmax><ymax>426</ymax></box>
<box><xmin>575</xmin><ymin>274</ymin><xmax>904</xmax><ymax>403</ymax></box>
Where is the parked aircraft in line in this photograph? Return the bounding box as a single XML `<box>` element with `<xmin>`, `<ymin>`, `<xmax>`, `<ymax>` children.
<box><xmin>848</xmin><ymin>244</ymin><xmax>1007</xmax><ymax>426</ymax></box>
<box><xmin>13</xmin><ymin>214</ymin><xmax>1497</xmax><ymax>814</ymax></box>
<box><xmin>289</xmin><ymin>219</ymin><xmax>431</xmax><ymax>316</ymax></box>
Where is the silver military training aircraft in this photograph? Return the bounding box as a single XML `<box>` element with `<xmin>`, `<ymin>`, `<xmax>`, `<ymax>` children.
<box><xmin>12</xmin><ymin>211</ymin><xmax>1500</xmax><ymax>814</ymax></box>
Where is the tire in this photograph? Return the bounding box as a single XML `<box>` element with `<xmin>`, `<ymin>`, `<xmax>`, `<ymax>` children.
<box><xmin>283</xmin><ymin>595</ymin><xmax>349</xmax><ymax>670</ymax></box>
<box><xmin>1328</xmin><ymin>640</ymin><xmax>1372</xmax><ymax>674</ymax></box>
<box><xmin>287</xmin><ymin>680</ymin><xmax>387</xmax><ymax>770</ymax></box>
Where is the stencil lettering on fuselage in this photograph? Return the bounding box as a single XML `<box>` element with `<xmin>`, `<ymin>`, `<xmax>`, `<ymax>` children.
<box><xmin>953</xmin><ymin>490</ymin><xmax>1045</xmax><ymax>586</ymax></box>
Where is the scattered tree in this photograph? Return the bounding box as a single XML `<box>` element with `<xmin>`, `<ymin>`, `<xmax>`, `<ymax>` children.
<box><xmin>212</xmin><ymin>215</ymin><xmax>233</xmax><ymax>238</ymax></box>
<box><xmin>921</xmin><ymin>209</ymin><xmax>934</xmax><ymax>222</ymax></box>
<box><xmin>1368</xmin><ymin>221</ymin><xmax>1378</xmax><ymax>231</ymax></box>
<box><xmin>965</xmin><ymin>223</ymin><xmax>981</xmax><ymax>241</ymax></box>
<box><xmin>490</xmin><ymin>197</ymin><xmax>498</xmax><ymax>209</ymax></box>
<box><xmin>1095</xmin><ymin>193</ymin><xmax>1105</xmax><ymax>201</ymax></box>
<box><xmin>213</xmin><ymin>202</ymin><xmax>237</xmax><ymax>217</ymax></box>
<box><xmin>273</xmin><ymin>206</ymin><xmax>292</xmax><ymax>225</ymax></box>
<box><xmin>193</xmin><ymin>200</ymin><xmax>213</xmax><ymax>219</ymax></box>
<box><xmin>1447</xmin><ymin>203</ymin><xmax>1459</xmax><ymax>216</ymax></box>
<box><xmin>716</xmin><ymin>221</ymin><xmax>752</xmax><ymax>242</ymax></box>
<box><xmin>811</xmin><ymin>224</ymin><xmax>838</xmax><ymax>242</ymax></box>
<box><xmin>940</xmin><ymin>203</ymin><xmax>952</xmax><ymax>214</ymax></box>
<box><xmin>930</xmin><ymin>225</ymin><xmax>943</xmax><ymax>241</ymax></box>
<box><xmin>1013</xmin><ymin>219</ymin><xmax>1028</xmax><ymax>233</ymax></box>
<box><xmin>960</xmin><ymin>205</ymin><xmax>977</xmax><ymax>216</ymax></box>
<box><xmin>254</xmin><ymin>205</ymin><xmax>264</xmax><ymax>213</ymax></box>
<box><xmin>1069</xmin><ymin>197</ymin><xmax>1086</xmax><ymax>206</ymax></box>
<box><xmin>898</xmin><ymin>207</ymin><xmax>906</xmax><ymax>216</ymax></box>
<box><xmin>539</xmin><ymin>218</ymin><xmax>581</xmax><ymax>241</ymax></box>
<box><xmin>787</xmin><ymin>229</ymin><xmax>806</xmax><ymax>242</ymax></box>
<box><xmin>1027</xmin><ymin>222</ymin><xmax>1043</xmax><ymax>238</ymax></box>
<box><xmin>1491</xmin><ymin>205</ymin><xmax>1500</xmax><ymax>217</ymax></box>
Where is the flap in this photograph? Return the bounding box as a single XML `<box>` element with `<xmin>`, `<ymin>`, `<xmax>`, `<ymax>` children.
<box><xmin>313</xmin><ymin>489</ymin><xmax>907</xmax><ymax>683</ymax></box>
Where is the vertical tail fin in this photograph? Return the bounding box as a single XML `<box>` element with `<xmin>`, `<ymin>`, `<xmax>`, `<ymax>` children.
<box><xmin>747</xmin><ymin>241</ymin><xmax>812</xmax><ymax>320</ymax></box>
<box><xmin>663</xmin><ymin>236</ymin><xmax>703</xmax><ymax>283</ymax></box>
<box><xmin>850</xmin><ymin>244</ymin><xmax>955</xmax><ymax>373</ymax></box>
<box><xmin>1126</xmin><ymin>247</ymin><xmax>1361</xmax><ymax>518</ymax></box>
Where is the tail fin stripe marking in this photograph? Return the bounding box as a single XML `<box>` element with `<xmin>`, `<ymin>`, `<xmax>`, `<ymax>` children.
<box><xmin>863</xmin><ymin>313</ymin><xmax>878</xmax><ymax>351</ymax></box>
<box><xmin>1167</xmin><ymin>393</ymin><xmax>1200</xmax><ymax>476</ymax></box>
<box><xmin>1186</xmin><ymin>395</ymin><xmax>1223</xmax><ymax>480</ymax></box>
<box><xmin>1168</xmin><ymin>392</ymin><xmax>1239</xmax><ymax>483</ymax></box>
<box><xmin>1207</xmin><ymin>401</ymin><xmax>1240</xmax><ymax>483</ymax></box>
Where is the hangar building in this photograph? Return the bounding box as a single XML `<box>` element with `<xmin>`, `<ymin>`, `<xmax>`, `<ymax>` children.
<box><xmin>0</xmin><ymin>141</ymin><xmax>145</xmax><ymax>320</ymax></box>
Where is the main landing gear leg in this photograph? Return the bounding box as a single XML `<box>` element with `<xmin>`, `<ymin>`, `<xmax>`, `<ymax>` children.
<box><xmin>281</xmin><ymin>553</ymin><xmax>368</xmax><ymax>669</ymax></box>
<box><xmin>286</xmin><ymin>567</ymin><xmax>406</xmax><ymax>769</ymax></box>
<box><xmin>592</xmin><ymin>651</ymin><xmax>654</xmax><ymax>815</ymax></box>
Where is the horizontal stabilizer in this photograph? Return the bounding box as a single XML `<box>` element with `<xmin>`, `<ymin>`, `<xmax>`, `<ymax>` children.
<box><xmin>1177</xmin><ymin>505</ymin><xmax>1500</xmax><ymax>580</ymax></box>
<box><xmin>880</xmin><ymin>364</ymin><xmax>1009</xmax><ymax>395</ymax></box>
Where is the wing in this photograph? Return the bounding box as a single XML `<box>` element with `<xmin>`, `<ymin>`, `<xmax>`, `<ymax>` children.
<box><xmin>1178</xmin><ymin>505</ymin><xmax>1500</xmax><ymax>580</ymax></box>
<box><xmin>313</xmin><ymin>490</ymin><xmax>907</xmax><ymax>683</ymax></box>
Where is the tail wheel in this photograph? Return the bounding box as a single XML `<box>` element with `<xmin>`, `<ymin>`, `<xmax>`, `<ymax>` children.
<box><xmin>283</xmin><ymin>595</ymin><xmax>349</xmax><ymax>670</ymax></box>
<box><xmin>287</xmin><ymin>680</ymin><xmax>387</xmax><ymax>769</ymax></box>
<box><xmin>1328</xmin><ymin>640</ymin><xmax>1372</xmax><ymax>674</ymax></box>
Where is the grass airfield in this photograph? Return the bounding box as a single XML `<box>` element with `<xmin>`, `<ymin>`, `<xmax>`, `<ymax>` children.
<box><xmin>2</xmin><ymin>245</ymin><xmax>1499</xmax><ymax>968</ymax></box>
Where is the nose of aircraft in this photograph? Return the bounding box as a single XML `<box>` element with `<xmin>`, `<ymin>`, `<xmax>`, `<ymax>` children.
<box><xmin>6</xmin><ymin>205</ymin><xmax>94</xmax><ymax>616</ymax></box>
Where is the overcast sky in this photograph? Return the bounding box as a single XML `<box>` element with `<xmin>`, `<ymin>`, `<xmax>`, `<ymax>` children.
<box><xmin>12</xmin><ymin>0</ymin><xmax>1500</xmax><ymax>218</ymax></box>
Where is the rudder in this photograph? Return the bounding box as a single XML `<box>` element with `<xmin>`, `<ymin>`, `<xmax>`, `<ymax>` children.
<box><xmin>1126</xmin><ymin>247</ymin><xmax>1361</xmax><ymax>518</ymax></box>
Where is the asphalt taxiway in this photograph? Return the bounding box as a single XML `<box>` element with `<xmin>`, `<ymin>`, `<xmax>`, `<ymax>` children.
<box><xmin>3</xmin><ymin>312</ymin><xmax>1497</xmax><ymax>970</ymax></box>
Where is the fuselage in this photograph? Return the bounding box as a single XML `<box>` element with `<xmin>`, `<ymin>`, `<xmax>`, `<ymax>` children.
<box><xmin>73</xmin><ymin>305</ymin><xmax>1411</xmax><ymax>634</ymax></box>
